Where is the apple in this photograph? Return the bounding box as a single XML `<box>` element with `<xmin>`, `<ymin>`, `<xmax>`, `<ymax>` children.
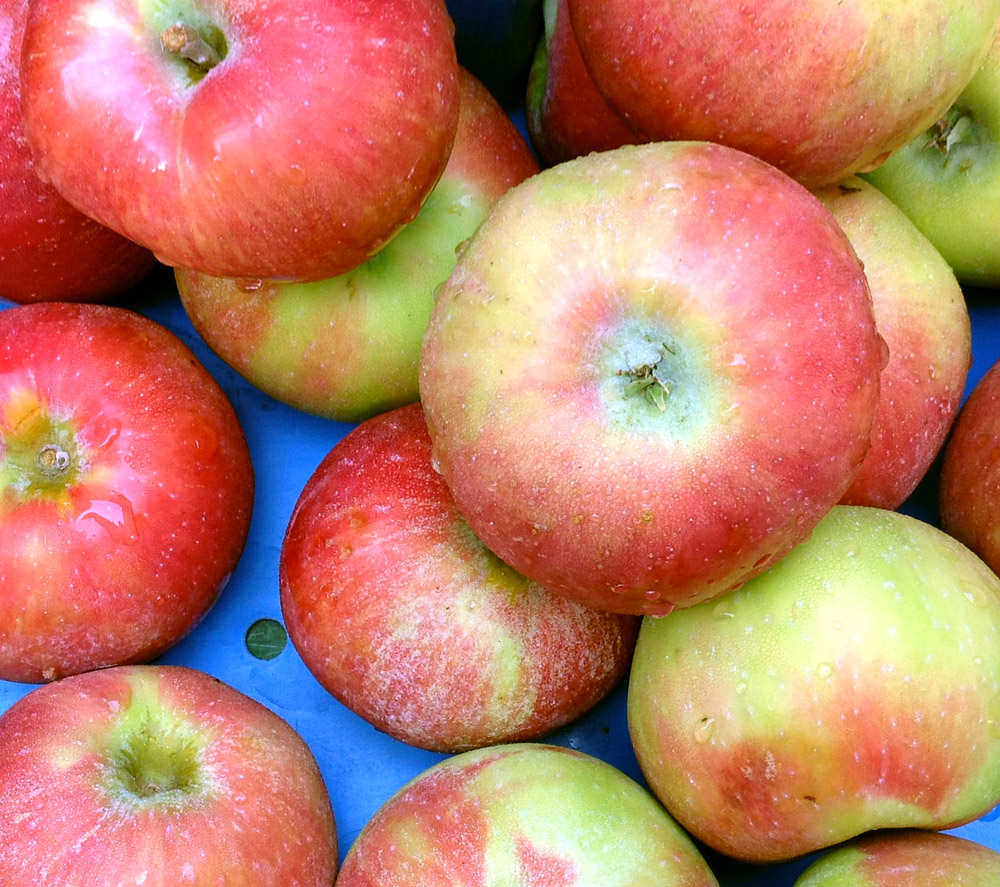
<box><xmin>0</xmin><ymin>302</ymin><xmax>254</xmax><ymax>683</ymax></box>
<box><xmin>860</xmin><ymin>33</ymin><xmax>1000</xmax><ymax>287</ymax></box>
<box><xmin>0</xmin><ymin>664</ymin><xmax>338</xmax><ymax>885</ymax></box>
<box><xmin>525</xmin><ymin>0</ymin><xmax>642</xmax><ymax>167</ymax></box>
<box><xmin>566</xmin><ymin>0</ymin><xmax>1000</xmax><ymax>188</ymax></box>
<box><xmin>335</xmin><ymin>742</ymin><xmax>720</xmax><ymax>886</ymax></box>
<box><xmin>791</xmin><ymin>831</ymin><xmax>1000</xmax><ymax>886</ymax></box>
<box><xmin>627</xmin><ymin>504</ymin><xmax>1000</xmax><ymax>864</ymax></box>
<box><xmin>280</xmin><ymin>402</ymin><xmax>638</xmax><ymax>753</ymax></box>
<box><xmin>18</xmin><ymin>0</ymin><xmax>460</xmax><ymax>282</ymax></box>
<box><xmin>419</xmin><ymin>140</ymin><xmax>883</xmax><ymax>617</ymax></box>
<box><xmin>940</xmin><ymin>356</ymin><xmax>1000</xmax><ymax>578</ymax></box>
<box><xmin>811</xmin><ymin>177</ymin><xmax>971</xmax><ymax>510</ymax></box>
<box><xmin>0</xmin><ymin>0</ymin><xmax>155</xmax><ymax>304</ymax></box>
<box><xmin>176</xmin><ymin>66</ymin><xmax>539</xmax><ymax>423</ymax></box>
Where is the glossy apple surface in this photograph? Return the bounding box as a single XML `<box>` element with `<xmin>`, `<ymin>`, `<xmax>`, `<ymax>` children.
<box><xmin>628</xmin><ymin>505</ymin><xmax>1000</xmax><ymax>863</ymax></box>
<box><xmin>19</xmin><ymin>0</ymin><xmax>459</xmax><ymax>281</ymax></box>
<box><xmin>0</xmin><ymin>664</ymin><xmax>338</xmax><ymax>885</ymax></box>
<box><xmin>812</xmin><ymin>177</ymin><xmax>970</xmax><ymax>510</ymax></box>
<box><xmin>568</xmin><ymin>0</ymin><xmax>1000</xmax><ymax>188</ymax></box>
<box><xmin>0</xmin><ymin>302</ymin><xmax>254</xmax><ymax>682</ymax></box>
<box><xmin>336</xmin><ymin>743</ymin><xmax>720</xmax><ymax>887</ymax></box>
<box><xmin>792</xmin><ymin>831</ymin><xmax>1000</xmax><ymax>886</ymax></box>
<box><xmin>525</xmin><ymin>0</ymin><xmax>642</xmax><ymax>167</ymax></box>
<box><xmin>280</xmin><ymin>403</ymin><xmax>638</xmax><ymax>753</ymax></box>
<box><xmin>177</xmin><ymin>67</ymin><xmax>539</xmax><ymax>423</ymax></box>
<box><xmin>861</xmin><ymin>33</ymin><xmax>1000</xmax><ymax>286</ymax></box>
<box><xmin>0</xmin><ymin>0</ymin><xmax>155</xmax><ymax>303</ymax></box>
<box><xmin>940</xmin><ymin>356</ymin><xmax>1000</xmax><ymax>577</ymax></box>
<box><xmin>420</xmin><ymin>141</ymin><xmax>882</xmax><ymax>617</ymax></box>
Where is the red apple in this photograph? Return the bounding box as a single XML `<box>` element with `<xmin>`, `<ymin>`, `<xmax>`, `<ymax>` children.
<box><xmin>940</xmin><ymin>356</ymin><xmax>1000</xmax><ymax>577</ymax></box>
<box><xmin>793</xmin><ymin>831</ymin><xmax>1000</xmax><ymax>886</ymax></box>
<box><xmin>0</xmin><ymin>0</ymin><xmax>155</xmax><ymax>303</ymax></box>
<box><xmin>567</xmin><ymin>0</ymin><xmax>1000</xmax><ymax>188</ymax></box>
<box><xmin>0</xmin><ymin>664</ymin><xmax>338</xmax><ymax>885</ymax></box>
<box><xmin>176</xmin><ymin>67</ymin><xmax>539</xmax><ymax>423</ymax></box>
<box><xmin>525</xmin><ymin>0</ymin><xmax>642</xmax><ymax>167</ymax></box>
<box><xmin>280</xmin><ymin>403</ymin><xmax>638</xmax><ymax>753</ymax></box>
<box><xmin>335</xmin><ymin>743</ymin><xmax>719</xmax><ymax>887</ymax></box>
<box><xmin>0</xmin><ymin>302</ymin><xmax>254</xmax><ymax>683</ymax></box>
<box><xmin>811</xmin><ymin>177</ymin><xmax>971</xmax><ymax>510</ymax></box>
<box><xmin>419</xmin><ymin>141</ymin><xmax>883</xmax><ymax>617</ymax></box>
<box><xmin>18</xmin><ymin>0</ymin><xmax>460</xmax><ymax>282</ymax></box>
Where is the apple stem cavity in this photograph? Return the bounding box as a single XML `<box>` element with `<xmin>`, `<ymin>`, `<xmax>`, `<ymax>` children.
<box><xmin>161</xmin><ymin>22</ymin><xmax>223</xmax><ymax>72</ymax></box>
<box><xmin>37</xmin><ymin>443</ymin><xmax>72</xmax><ymax>478</ymax></box>
<box><xmin>618</xmin><ymin>343</ymin><xmax>675</xmax><ymax>412</ymax></box>
<box><xmin>923</xmin><ymin>106</ymin><xmax>977</xmax><ymax>156</ymax></box>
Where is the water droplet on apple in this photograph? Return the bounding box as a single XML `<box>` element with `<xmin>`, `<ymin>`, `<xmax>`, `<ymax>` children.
<box><xmin>876</xmin><ymin>333</ymin><xmax>890</xmax><ymax>370</ymax></box>
<box><xmin>644</xmin><ymin>589</ymin><xmax>661</xmax><ymax>601</ymax></box>
<box><xmin>713</xmin><ymin>600</ymin><xmax>736</xmax><ymax>619</ymax></box>
<box><xmin>693</xmin><ymin>716</ymin><xmax>715</xmax><ymax>744</ymax></box>
<box><xmin>78</xmin><ymin>492</ymin><xmax>138</xmax><ymax>545</ymax></box>
<box><xmin>735</xmin><ymin>682</ymin><xmax>748</xmax><ymax>695</ymax></box>
<box><xmin>89</xmin><ymin>415</ymin><xmax>122</xmax><ymax>452</ymax></box>
<box><xmin>816</xmin><ymin>662</ymin><xmax>834</xmax><ymax>679</ymax></box>
<box><xmin>236</xmin><ymin>277</ymin><xmax>263</xmax><ymax>293</ymax></box>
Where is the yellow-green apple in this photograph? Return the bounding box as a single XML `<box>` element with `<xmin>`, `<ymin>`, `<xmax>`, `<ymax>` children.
<box><xmin>940</xmin><ymin>357</ymin><xmax>1000</xmax><ymax>577</ymax></box>
<box><xmin>792</xmin><ymin>831</ymin><xmax>1000</xmax><ymax>886</ymax></box>
<box><xmin>628</xmin><ymin>505</ymin><xmax>1000</xmax><ymax>863</ymax></box>
<box><xmin>419</xmin><ymin>141</ymin><xmax>883</xmax><ymax>617</ymax></box>
<box><xmin>567</xmin><ymin>0</ymin><xmax>1000</xmax><ymax>188</ymax></box>
<box><xmin>176</xmin><ymin>67</ymin><xmax>539</xmax><ymax>423</ymax></box>
<box><xmin>0</xmin><ymin>0</ymin><xmax>155</xmax><ymax>303</ymax></box>
<box><xmin>0</xmin><ymin>302</ymin><xmax>254</xmax><ymax>683</ymax></box>
<box><xmin>335</xmin><ymin>742</ymin><xmax>720</xmax><ymax>887</ymax></box>
<box><xmin>525</xmin><ymin>0</ymin><xmax>642</xmax><ymax>167</ymax></box>
<box><xmin>812</xmin><ymin>177</ymin><xmax>970</xmax><ymax>510</ymax></box>
<box><xmin>280</xmin><ymin>403</ymin><xmax>638</xmax><ymax>753</ymax></box>
<box><xmin>0</xmin><ymin>664</ymin><xmax>338</xmax><ymax>885</ymax></box>
<box><xmin>18</xmin><ymin>0</ymin><xmax>459</xmax><ymax>282</ymax></box>
<box><xmin>861</xmin><ymin>33</ymin><xmax>1000</xmax><ymax>287</ymax></box>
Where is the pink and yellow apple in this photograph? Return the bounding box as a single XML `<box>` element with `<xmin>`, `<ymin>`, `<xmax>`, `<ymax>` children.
<box><xmin>419</xmin><ymin>141</ymin><xmax>883</xmax><ymax>617</ymax></box>
<box><xmin>0</xmin><ymin>664</ymin><xmax>338</xmax><ymax>885</ymax></box>
<box><xmin>812</xmin><ymin>177</ymin><xmax>970</xmax><ymax>510</ymax></box>
<box><xmin>567</xmin><ymin>0</ymin><xmax>1000</xmax><ymax>188</ymax></box>
<box><xmin>177</xmin><ymin>67</ymin><xmax>539</xmax><ymax>423</ymax></box>
<box><xmin>19</xmin><ymin>0</ymin><xmax>459</xmax><ymax>281</ymax></box>
<box><xmin>280</xmin><ymin>403</ymin><xmax>638</xmax><ymax>753</ymax></box>
<box><xmin>861</xmin><ymin>32</ymin><xmax>1000</xmax><ymax>287</ymax></box>
<box><xmin>335</xmin><ymin>743</ymin><xmax>720</xmax><ymax>887</ymax></box>
<box><xmin>628</xmin><ymin>505</ymin><xmax>1000</xmax><ymax>863</ymax></box>
<box><xmin>0</xmin><ymin>302</ymin><xmax>254</xmax><ymax>682</ymax></box>
<box><xmin>0</xmin><ymin>0</ymin><xmax>155</xmax><ymax>303</ymax></box>
<box><xmin>792</xmin><ymin>831</ymin><xmax>1000</xmax><ymax>886</ymax></box>
<box><xmin>940</xmin><ymin>356</ymin><xmax>1000</xmax><ymax>577</ymax></box>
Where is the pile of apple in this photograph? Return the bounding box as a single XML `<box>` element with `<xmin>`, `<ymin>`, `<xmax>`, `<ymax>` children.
<box><xmin>4</xmin><ymin>0</ymin><xmax>1000</xmax><ymax>883</ymax></box>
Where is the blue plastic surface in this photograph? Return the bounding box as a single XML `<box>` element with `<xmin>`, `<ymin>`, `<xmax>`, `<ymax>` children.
<box><xmin>1</xmin><ymin>271</ymin><xmax>999</xmax><ymax>885</ymax></box>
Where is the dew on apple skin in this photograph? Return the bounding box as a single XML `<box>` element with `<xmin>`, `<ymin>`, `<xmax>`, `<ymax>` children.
<box><xmin>713</xmin><ymin>600</ymin><xmax>736</xmax><ymax>619</ymax></box>
<box><xmin>816</xmin><ymin>662</ymin><xmax>835</xmax><ymax>679</ymax></box>
<box><xmin>77</xmin><ymin>493</ymin><xmax>138</xmax><ymax>545</ymax></box>
<box><xmin>236</xmin><ymin>277</ymin><xmax>263</xmax><ymax>293</ymax></box>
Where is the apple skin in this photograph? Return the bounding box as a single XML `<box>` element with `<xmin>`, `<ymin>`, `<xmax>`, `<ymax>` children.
<box><xmin>176</xmin><ymin>67</ymin><xmax>539</xmax><ymax>423</ymax></box>
<box><xmin>567</xmin><ymin>0</ymin><xmax>1000</xmax><ymax>188</ymax></box>
<box><xmin>0</xmin><ymin>302</ymin><xmax>254</xmax><ymax>683</ymax></box>
<box><xmin>940</xmin><ymin>357</ymin><xmax>1000</xmax><ymax>578</ymax></box>
<box><xmin>860</xmin><ymin>33</ymin><xmax>1000</xmax><ymax>287</ymax></box>
<box><xmin>812</xmin><ymin>177</ymin><xmax>970</xmax><ymax>510</ymax></box>
<box><xmin>627</xmin><ymin>505</ymin><xmax>1000</xmax><ymax>864</ymax></box>
<box><xmin>419</xmin><ymin>141</ymin><xmax>882</xmax><ymax>617</ymax></box>
<box><xmin>0</xmin><ymin>0</ymin><xmax>155</xmax><ymax>304</ymax></box>
<box><xmin>525</xmin><ymin>0</ymin><xmax>642</xmax><ymax>167</ymax></box>
<box><xmin>280</xmin><ymin>403</ymin><xmax>638</xmax><ymax>753</ymax></box>
<box><xmin>792</xmin><ymin>831</ymin><xmax>1000</xmax><ymax>886</ymax></box>
<box><xmin>335</xmin><ymin>743</ymin><xmax>720</xmax><ymax>887</ymax></box>
<box><xmin>0</xmin><ymin>664</ymin><xmax>338</xmax><ymax>885</ymax></box>
<box><xmin>19</xmin><ymin>0</ymin><xmax>459</xmax><ymax>282</ymax></box>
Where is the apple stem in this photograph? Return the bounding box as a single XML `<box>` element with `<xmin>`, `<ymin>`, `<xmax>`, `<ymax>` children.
<box><xmin>161</xmin><ymin>22</ymin><xmax>222</xmax><ymax>70</ymax></box>
<box><xmin>922</xmin><ymin>107</ymin><xmax>974</xmax><ymax>155</ymax></box>
<box><xmin>36</xmin><ymin>444</ymin><xmax>72</xmax><ymax>478</ymax></box>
